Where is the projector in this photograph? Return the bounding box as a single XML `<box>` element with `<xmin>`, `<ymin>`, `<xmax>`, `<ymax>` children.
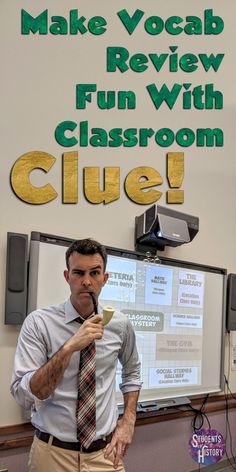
<box><xmin>135</xmin><ymin>204</ymin><xmax>199</xmax><ymax>252</ymax></box>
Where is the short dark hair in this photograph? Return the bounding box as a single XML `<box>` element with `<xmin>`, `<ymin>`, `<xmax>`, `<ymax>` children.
<box><xmin>65</xmin><ymin>238</ymin><xmax>107</xmax><ymax>271</ymax></box>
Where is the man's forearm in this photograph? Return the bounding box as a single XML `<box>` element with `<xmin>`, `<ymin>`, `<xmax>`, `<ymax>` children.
<box><xmin>30</xmin><ymin>343</ymin><xmax>73</xmax><ymax>400</ymax></box>
<box><xmin>30</xmin><ymin>315</ymin><xmax>103</xmax><ymax>400</ymax></box>
<box><xmin>122</xmin><ymin>390</ymin><xmax>140</xmax><ymax>425</ymax></box>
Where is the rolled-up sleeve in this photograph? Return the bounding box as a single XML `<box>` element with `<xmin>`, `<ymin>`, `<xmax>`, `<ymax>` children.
<box><xmin>118</xmin><ymin>319</ymin><xmax>142</xmax><ymax>394</ymax></box>
<box><xmin>10</xmin><ymin>312</ymin><xmax>48</xmax><ymax>409</ymax></box>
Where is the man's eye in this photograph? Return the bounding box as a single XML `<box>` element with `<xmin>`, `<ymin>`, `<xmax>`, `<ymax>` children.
<box><xmin>91</xmin><ymin>270</ymin><xmax>100</xmax><ymax>276</ymax></box>
<box><xmin>73</xmin><ymin>271</ymin><xmax>83</xmax><ymax>276</ymax></box>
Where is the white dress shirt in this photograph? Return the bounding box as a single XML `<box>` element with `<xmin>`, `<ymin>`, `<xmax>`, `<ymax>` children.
<box><xmin>10</xmin><ymin>299</ymin><xmax>141</xmax><ymax>442</ymax></box>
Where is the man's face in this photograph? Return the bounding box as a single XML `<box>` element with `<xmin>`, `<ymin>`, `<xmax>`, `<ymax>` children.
<box><xmin>64</xmin><ymin>251</ymin><xmax>108</xmax><ymax>316</ymax></box>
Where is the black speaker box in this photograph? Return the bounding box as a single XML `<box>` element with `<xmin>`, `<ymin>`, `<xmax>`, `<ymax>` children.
<box><xmin>5</xmin><ymin>232</ymin><xmax>28</xmax><ymax>325</ymax></box>
<box><xmin>226</xmin><ymin>273</ymin><xmax>236</xmax><ymax>331</ymax></box>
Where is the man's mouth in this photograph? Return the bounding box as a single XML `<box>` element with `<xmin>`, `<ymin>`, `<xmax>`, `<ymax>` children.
<box><xmin>79</xmin><ymin>291</ymin><xmax>95</xmax><ymax>298</ymax></box>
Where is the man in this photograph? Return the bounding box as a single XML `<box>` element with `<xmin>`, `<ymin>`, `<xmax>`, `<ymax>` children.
<box><xmin>10</xmin><ymin>238</ymin><xmax>142</xmax><ymax>472</ymax></box>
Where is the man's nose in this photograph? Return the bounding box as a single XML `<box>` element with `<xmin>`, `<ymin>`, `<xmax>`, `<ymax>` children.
<box><xmin>81</xmin><ymin>275</ymin><xmax>92</xmax><ymax>286</ymax></box>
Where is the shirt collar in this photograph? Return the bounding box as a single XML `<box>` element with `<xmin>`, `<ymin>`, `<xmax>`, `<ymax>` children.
<box><xmin>64</xmin><ymin>298</ymin><xmax>100</xmax><ymax>324</ymax></box>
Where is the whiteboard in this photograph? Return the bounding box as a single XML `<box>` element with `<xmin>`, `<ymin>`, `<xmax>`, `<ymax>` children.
<box><xmin>27</xmin><ymin>231</ymin><xmax>227</xmax><ymax>404</ymax></box>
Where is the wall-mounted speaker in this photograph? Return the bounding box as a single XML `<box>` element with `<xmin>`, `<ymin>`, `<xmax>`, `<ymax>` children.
<box><xmin>226</xmin><ymin>273</ymin><xmax>236</xmax><ymax>331</ymax></box>
<box><xmin>5</xmin><ymin>232</ymin><xmax>28</xmax><ymax>325</ymax></box>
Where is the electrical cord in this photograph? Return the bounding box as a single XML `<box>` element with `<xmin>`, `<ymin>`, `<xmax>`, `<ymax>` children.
<box><xmin>188</xmin><ymin>394</ymin><xmax>211</xmax><ymax>432</ymax></box>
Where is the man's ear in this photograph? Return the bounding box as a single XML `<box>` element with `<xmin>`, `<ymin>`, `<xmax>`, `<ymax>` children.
<box><xmin>103</xmin><ymin>272</ymin><xmax>109</xmax><ymax>285</ymax></box>
<box><xmin>64</xmin><ymin>269</ymin><xmax>69</xmax><ymax>283</ymax></box>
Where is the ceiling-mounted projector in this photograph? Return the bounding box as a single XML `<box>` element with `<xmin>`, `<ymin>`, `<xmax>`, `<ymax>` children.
<box><xmin>135</xmin><ymin>204</ymin><xmax>199</xmax><ymax>252</ymax></box>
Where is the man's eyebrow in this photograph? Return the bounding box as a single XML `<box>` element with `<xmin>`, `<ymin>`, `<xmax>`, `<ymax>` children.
<box><xmin>72</xmin><ymin>265</ymin><xmax>102</xmax><ymax>272</ymax></box>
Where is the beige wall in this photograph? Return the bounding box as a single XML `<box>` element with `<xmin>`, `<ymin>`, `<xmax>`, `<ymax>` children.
<box><xmin>1</xmin><ymin>0</ymin><xmax>236</xmax><ymax>426</ymax></box>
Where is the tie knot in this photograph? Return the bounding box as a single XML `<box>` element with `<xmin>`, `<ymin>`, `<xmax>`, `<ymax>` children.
<box><xmin>75</xmin><ymin>316</ymin><xmax>85</xmax><ymax>324</ymax></box>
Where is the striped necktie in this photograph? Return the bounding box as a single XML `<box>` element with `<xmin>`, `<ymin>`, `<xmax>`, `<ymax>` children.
<box><xmin>76</xmin><ymin>320</ymin><xmax>96</xmax><ymax>448</ymax></box>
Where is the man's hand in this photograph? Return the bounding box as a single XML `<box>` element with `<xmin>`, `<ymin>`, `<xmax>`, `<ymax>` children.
<box><xmin>66</xmin><ymin>315</ymin><xmax>103</xmax><ymax>352</ymax></box>
<box><xmin>104</xmin><ymin>417</ymin><xmax>134</xmax><ymax>469</ymax></box>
